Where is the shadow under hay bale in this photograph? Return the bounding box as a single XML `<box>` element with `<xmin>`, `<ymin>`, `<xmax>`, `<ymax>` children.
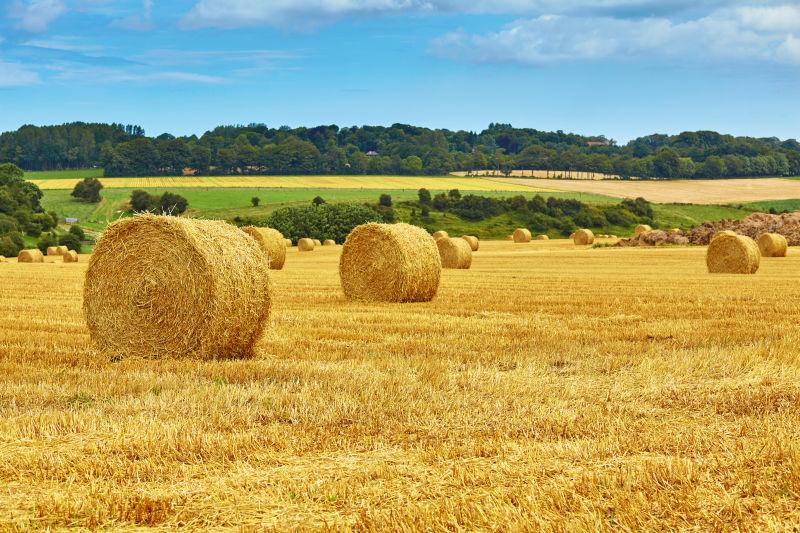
<box><xmin>339</xmin><ymin>222</ymin><xmax>441</xmax><ymax>302</ymax></box>
<box><xmin>706</xmin><ymin>233</ymin><xmax>760</xmax><ymax>274</ymax></box>
<box><xmin>242</xmin><ymin>226</ymin><xmax>287</xmax><ymax>270</ymax></box>
<box><xmin>437</xmin><ymin>237</ymin><xmax>472</xmax><ymax>269</ymax></box>
<box><xmin>83</xmin><ymin>214</ymin><xmax>272</xmax><ymax>359</ymax></box>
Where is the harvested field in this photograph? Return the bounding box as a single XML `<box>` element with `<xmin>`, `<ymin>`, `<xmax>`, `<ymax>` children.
<box><xmin>2</xmin><ymin>242</ymin><xmax>800</xmax><ymax>529</ymax></box>
<box><xmin>491</xmin><ymin>177</ymin><xmax>800</xmax><ymax>204</ymax></box>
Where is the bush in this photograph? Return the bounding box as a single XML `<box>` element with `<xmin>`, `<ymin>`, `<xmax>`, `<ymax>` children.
<box><xmin>251</xmin><ymin>196</ymin><xmax>260</xmax><ymax>207</ymax></box>
<box><xmin>25</xmin><ymin>223</ymin><xmax>42</xmax><ymax>238</ymax></box>
<box><xmin>130</xmin><ymin>190</ymin><xmax>151</xmax><ymax>211</ymax></box>
<box><xmin>130</xmin><ymin>190</ymin><xmax>188</xmax><ymax>215</ymax></box>
<box><xmin>37</xmin><ymin>233</ymin><xmax>58</xmax><ymax>254</ymax></box>
<box><xmin>71</xmin><ymin>177</ymin><xmax>103</xmax><ymax>203</ymax></box>
<box><xmin>312</xmin><ymin>196</ymin><xmax>326</xmax><ymax>206</ymax></box>
<box><xmin>418</xmin><ymin>188</ymin><xmax>431</xmax><ymax>205</ymax></box>
<box><xmin>159</xmin><ymin>192</ymin><xmax>188</xmax><ymax>215</ymax></box>
<box><xmin>379</xmin><ymin>194</ymin><xmax>392</xmax><ymax>207</ymax></box>
<box><xmin>0</xmin><ymin>232</ymin><xmax>24</xmax><ymax>257</ymax></box>
<box><xmin>69</xmin><ymin>225</ymin><xmax>85</xmax><ymax>240</ymax></box>
<box><xmin>432</xmin><ymin>193</ymin><xmax>449</xmax><ymax>211</ymax></box>
<box><xmin>58</xmin><ymin>233</ymin><xmax>82</xmax><ymax>253</ymax></box>
<box><xmin>266</xmin><ymin>203</ymin><xmax>380</xmax><ymax>243</ymax></box>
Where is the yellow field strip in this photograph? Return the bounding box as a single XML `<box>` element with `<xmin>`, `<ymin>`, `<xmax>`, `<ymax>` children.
<box><xmin>30</xmin><ymin>175</ymin><xmax>553</xmax><ymax>192</ymax></box>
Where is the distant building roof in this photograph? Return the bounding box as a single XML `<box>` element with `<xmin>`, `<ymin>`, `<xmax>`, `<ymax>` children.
<box><xmin>366</xmin><ymin>150</ymin><xmax>379</xmax><ymax>156</ymax></box>
<box><xmin>66</xmin><ymin>217</ymin><xmax>79</xmax><ymax>224</ymax></box>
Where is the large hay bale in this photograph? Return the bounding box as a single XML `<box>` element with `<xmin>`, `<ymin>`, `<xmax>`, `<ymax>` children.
<box><xmin>83</xmin><ymin>214</ymin><xmax>272</xmax><ymax>359</ymax></box>
<box><xmin>63</xmin><ymin>250</ymin><xmax>79</xmax><ymax>263</ymax></box>
<box><xmin>437</xmin><ymin>237</ymin><xmax>472</xmax><ymax>269</ymax></box>
<box><xmin>706</xmin><ymin>233</ymin><xmax>760</xmax><ymax>274</ymax></box>
<box><xmin>298</xmin><ymin>238</ymin><xmax>315</xmax><ymax>251</ymax></box>
<box><xmin>339</xmin><ymin>222</ymin><xmax>441</xmax><ymax>302</ymax></box>
<box><xmin>758</xmin><ymin>233</ymin><xmax>788</xmax><ymax>257</ymax></box>
<box><xmin>18</xmin><ymin>249</ymin><xmax>44</xmax><ymax>263</ymax></box>
<box><xmin>461</xmin><ymin>235</ymin><xmax>479</xmax><ymax>251</ymax></box>
<box><xmin>432</xmin><ymin>230</ymin><xmax>449</xmax><ymax>241</ymax></box>
<box><xmin>536</xmin><ymin>234</ymin><xmax>549</xmax><ymax>240</ymax></box>
<box><xmin>512</xmin><ymin>228</ymin><xmax>531</xmax><ymax>243</ymax></box>
<box><xmin>46</xmin><ymin>246</ymin><xmax>60</xmax><ymax>256</ymax></box>
<box><xmin>241</xmin><ymin>226</ymin><xmax>287</xmax><ymax>270</ymax></box>
<box><xmin>323</xmin><ymin>239</ymin><xmax>336</xmax><ymax>246</ymax></box>
<box><xmin>635</xmin><ymin>224</ymin><xmax>652</xmax><ymax>236</ymax></box>
<box><xmin>573</xmin><ymin>229</ymin><xmax>595</xmax><ymax>245</ymax></box>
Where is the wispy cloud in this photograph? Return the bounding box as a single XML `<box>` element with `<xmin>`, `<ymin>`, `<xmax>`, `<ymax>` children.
<box><xmin>23</xmin><ymin>36</ymin><xmax>106</xmax><ymax>53</ymax></box>
<box><xmin>0</xmin><ymin>60</ymin><xmax>40</xmax><ymax>86</ymax></box>
<box><xmin>430</xmin><ymin>5</ymin><xmax>800</xmax><ymax>66</ymax></box>
<box><xmin>9</xmin><ymin>0</ymin><xmax>67</xmax><ymax>32</ymax></box>
<box><xmin>46</xmin><ymin>63</ymin><xmax>227</xmax><ymax>84</ymax></box>
<box><xmin>110</xmin><ymin>0</ymin><xmax>155</xmax><ymax>31</ymax></box>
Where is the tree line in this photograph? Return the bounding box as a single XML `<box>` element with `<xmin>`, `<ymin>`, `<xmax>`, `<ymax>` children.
<box><xmin>2</xmin><ymin>122</ymin><xmax>799</xmax><ymax>179</ymax></box>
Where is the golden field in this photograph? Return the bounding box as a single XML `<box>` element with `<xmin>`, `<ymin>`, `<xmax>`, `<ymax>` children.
<box><xmin>2</xmin><ymin>240</ymin><xmax>800</xmax><ymax>530</ymax></box>
<box><xmin>29</xmin><ymin>175</ymin><xmax>549</xmax><ymax>192</ymax></box>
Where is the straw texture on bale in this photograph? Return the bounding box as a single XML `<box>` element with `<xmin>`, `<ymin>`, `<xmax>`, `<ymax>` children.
<box><xmin>339</xmin><ymin>223</ymin><xmax>441</xmax><ymax>302</ymax></box>
<box><xmin>313</xmin><ymin>239</ymin><xmax>322</xmax><ymax>247</ymax></box>
<box><xmin>46</xmin><ymin>246</ymin><xmax>60</xmax><ymax>256</ymax></box>
<box><xmin>63</xmin><ymin>250</ymin><xmax>79</xmax><ymax>263</ymax></box>
<box><xmin>706</xmin><ymin>233</ymin><xmax>760</xmax><ymax>274</ymax></box>
<box><xmin>513</xmin><ymin>228</ymin><xmax>532</xmax><ymax>243</ymax></box>
<box><xmin>536</xmin><ymin>234</ymin><xmax>549</xmax><ymax>240</ymax></box>
<box><xmin>57</xmin><ymin>245</ymin><xmax>68</xmax><ymax>255</ymax></box>
<box><xmin>432</xmin><ymin>230</ymin><xmax>449</xmax><ymax>241</ymax></box>
<box><xmin>757</xmin><ymin>233</ymin><xmax>788</xmax><ymax>257</ymax></box>
<box><xmin>298</xmin><ymin>238</ymin><xmax>315</xmax><ymax>251</ymax></box>
<box><xmin>241</xmin><ymin>226</ymin><xmax>287</xmax><ymax>270</ymax></box>
<box><xmin>284</xmin><ymin>238</ymin><xmax>292</xmax><ymax>247</ymax></box>
<box><xmin>461</xmin><ymin>235</ymin><xmax>479</xmax><ymax>251</ymax></box>
<box><xmin>635</xmin><ymin>224</ymin><xmax>652</xmax><ymax>236</ymax></box>
<box><xmin>18</xmin><ymin>249</ymin><xmax>44</xmax><ymax>263</ymax></box>
<box><xmin>711</xmin><ymin>230</ymin><xmax>737</xmax><ymax>242</ymax></box>
<box><xmin>323</xmin><ymin>239</ymin><xmax>336</xmax><ymax>246</ymax></box>
<box><xmin>437</xmin><ymin>237</ymin><xmax>473</xmax><ymax>269</ymax></box>
<box><xmin>83</xmin><ymin>214</ymin><xmax>272</xmax><ymax>359</ymax></box>
<box><xmin>573</xmin><ymin>229</ymin><xmax>595</xmax><ymax>245</ymax></box>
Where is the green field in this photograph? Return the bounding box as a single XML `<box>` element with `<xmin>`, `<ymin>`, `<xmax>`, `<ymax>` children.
<box><xmin>24</xmin><ymin>168</ymin><xmax>104</xmax><ymax>180</ymax></box>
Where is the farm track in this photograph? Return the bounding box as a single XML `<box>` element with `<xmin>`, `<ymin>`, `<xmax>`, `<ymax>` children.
<box><xmin>1</xmin><ymin>241</ymin><xmax>800</xmax><ymax>529</ymax></box>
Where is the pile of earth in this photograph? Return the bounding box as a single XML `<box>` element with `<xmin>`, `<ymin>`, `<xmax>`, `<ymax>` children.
<box><xmin>616</xmin><ymin>212</ymin><xmax>800</xmax><ymax>247</ymax></box>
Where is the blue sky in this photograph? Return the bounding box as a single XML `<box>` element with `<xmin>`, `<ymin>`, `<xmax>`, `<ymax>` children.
<box><xmin>0</xmin><ymin>0</ymin><xmax>798</xmax><ymax>143</ymax></box>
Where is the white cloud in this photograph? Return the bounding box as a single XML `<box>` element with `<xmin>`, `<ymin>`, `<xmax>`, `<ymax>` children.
<box><xmin>9</xmin><ymin>0</ymin><xmax>67</xmax><ymax>32</ymax></box>
<box><xmin>735</xmin><ymin>5</ymin><xmax>800</xmax><ymax>32</ymax></box>
<box><xmin>430</xmin><ymin>5</ymin><xmax>800</xmax><ymax>66</ymax></box>
<box><xmin>110</xmin><ymin>0</ymin><xmax>154</xmax><ymax>31</ymax></box>
<box><xmin>0</xmin><ymin>60</ymin><xmax>40</xmax><ymax>86</ymax></box>
<box><xmin>24</xmin><ymin>36</ymin><xmax>106</xmax><ymax>53</ymax></box>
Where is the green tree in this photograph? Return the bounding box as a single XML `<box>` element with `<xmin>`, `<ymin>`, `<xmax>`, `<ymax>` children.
<box><xmin>130</xmin><ymin>190</ymin><xmax>152</xmax><ymax>211</ymax></box>
<box><xmin>71</xmin><ymin>177</ymin><xmax>103</xmax><ymax>203</ymax></box>
<box><xmin>58</xmin><ymin>233</ymin><xmax>82</xmax><ymax>253</ymax></box>
<box><xmin>379</xmin><ymin>194</ymin><xmax>392</xmax><ymax>207</ymax></box>
<box><xmin>251</xmin><ymin>196</ymin><xmax>261</xmax><ymax>207</ymax></box>
<box><xmin>312</xmin><ymin>196</ymin><xmax>326</xmax><ymax>206</ymax></box>
<box><xmin>159</xmin><ymin>192</ymin><xmax>189</xmax><ymax>215</ymax></box>
<box><xmin>418</xmin><ymin>188</ymin><xmax>431</xmax><ymax>205</ymax></box>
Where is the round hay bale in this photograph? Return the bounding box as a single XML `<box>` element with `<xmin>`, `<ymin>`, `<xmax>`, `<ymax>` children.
<box><xmin>711</xmin><ymin>230</ymin><xmax>737</xmax><ymax>242</ymax></box>
<box><xmin>46</xmin><ymin>246</ymin><xmax>60</xmax><ymax>256</ymax></box>
<box><xmin>339</xmin><ymin>222</ymin><xmax>441</xmax><ymax>302</ymax></box>
<box><xmin>757</xmin><ymin>233</ymin><xmax>788</xmax><ymax>257</ymax></box>
<box><xmin>57</xmin><ymin>245</ymin><xmax>69</xmax><ymax>255</ymax></box>
<box><xmin>323</xmin><ymin>239</ymin><xmax>336</xmax><ymax>246</ymax></box>
<box><xmin>298</xmin><ymin>238</ymin><xmax>315</xmax><ymax>251</ymax></box>
<box><xmin>18</xmin><ymin>249</ymin><xmax>44</xmax><ymax>263</ymax></box>
<box><xmin>437</xmin><ymin>237</ymin><xmax>472</xmax><ymax>269</ymax></box>
<box><xmin>63</xmin><ymin>250</ymin><xmax>79</xmax><ymax>263</ymax></box>
<box><xmin>432</xmin><ymin>230</ymin><xmax>449</xmax><ymax>241</ymax></box>
<box><xmin>461</xmin><ymin>235</ymin><xmax>479</xmax><ymax>251</ymax></box>
<box><xmin>512</xmin><ymin>228</ymin><xmax>531</xmax><ymax>243</ymax></box>
<box><xmin>241</xmin><ymin>226</ymin><xmax>286</xmax><ymax>270</ymax></box>
<box><xmin>313</xmin><ymin>239</ymin><xmax>321</xmax><ymax>247</ymax></box>
<box><xmin>706</xmin><ymin>233</ymin><xmax>760</xmax><ymax>274</ymax></box>
<box><xmin>635</xmin><ymin>224</ymin><xmax>652</xmax><ymax>236</ymax></box>
<box><xmin>536</xmin><ymin>234</ymin><xmax>549</xmax><ymax>240</ymax></box>
<box><xmin>0</xmin><ymin>255</ymin><xmax>6</xmax><ymax>263</ymax></box>
<box><xmin>506</xmin><ymin>235</ymin><xmax>514</xmax><ymax>241</ymax></box>
<box><xmin>83</xmin><ymin>214</ymin><xmax>272</xmax><ymax>359</ymax></box>
<box><xmin>284</xmin><ymin>238</ymin><xmax>292</xmax><ymax>247</ymax></box>
<box><xmin>573</xmin><ymin>229</ymin><xmax>595</xmax><ymax>245</ymax></box>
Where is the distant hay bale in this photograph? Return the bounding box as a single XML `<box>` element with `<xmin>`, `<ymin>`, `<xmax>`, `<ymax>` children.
<box><xmin>57</xmin><ymin>245</ymin><xmax>68</xmax><ymax>255</ymax></box>
<box><xmin>461</xmin><ymin>235</ymin><xmax>479</xmax><ymax>251</ymax></box>
<box><xmin>284</xmin><ymin>238</ymin><xmax>292</xmax><ymax>247</ymax></box>
<box><xmin>573</xmin><ymin>229</ymin><xmax>595</xmax><ymax>245</ymax></box>
<box><xmin>298</xmin><ymin>238</ymin><xmax>315</xmax><ymax>251</ymax></box>
<box><xmin>46</xmin><ymin>246</ymin><xmax>60</xmax><ymax>256</ymax></box>
<box><xmin>635</xmin><ymin>224</ymin><xmax>652</xmax><ymax>236</ymax></box>
<box><xmin>323</xmin><ymin>239</ymin><xmax>336</xmax><ymax>246</ymax></box>
<box><xmin>339</xmin><ymin>222</ymin><xmax>441</xmax><ymax>302</ymax></box>
<box><xmin>18</xmin><ymin>249</ymin><xmax>44</xmax><ymax>263</ymax></box>
<box><xmin>437</xmin><ymin>237</ymin><xmax>472</xmax><ymax>269</ymax></box>
<box><xmin>432</xmin><ymin>230</ymin><xmax>449</xmax><ymax>241</ymax></box>
<box><xmin>506</xmin><ymin>235</ymin><xmax>514</xmax><ymax>241</ymax></box>
<box><xmin>241</xmin><ymin>226</ymin><xmax>286</xmax><ymax>270</ymax></box>
<box><xmin>0</xmin><ymin>255</ymin><xmax>6</xmax><ymax>263</ymax></box>
<box><xmin>63</xmin><ymin>250</ymin><xmax>79</xmax><ymax>263</ymax></box>
<box><xmin>512</xmin><ymin>228</ymin><xmax>531</xmax><ymax>243</ymax></box>
<box><xmin>757</xmin><ymin>233</ymin><xmax>788</xmax><ymax>257</ymax></box>
<box><xmin>313</xmin><ymin>239</ymin><xmax>322</xmax><ymax>247</ymax></box>
<box><xmin>706</xmin><ymin>233</ymin><xmax>760</xmax><ymax>274</ymax></box>
<box><xmin>536</xmin><ymin>234</ymin><xmax>549</xmax><ymax>240</ymax></box>
<box><xmin>83</xmin><ymin>214</ymin><xmax>272</xmax><ymax>359</ymax></box>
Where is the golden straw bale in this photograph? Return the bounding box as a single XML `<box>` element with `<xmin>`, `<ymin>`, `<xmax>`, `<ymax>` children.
<box><xmin>461</xmin><ymin>235</ymin><xmax>479</xmax><ymax>251</ymax></box>
<box><xmin>18</xmin><ymin>249</ymin><xmax>44</xmax><ymax>263</ymax></box>
<box><xmin>437</xmin><ymin>237</ymin><xmax>473</xmax><ymax>269</ymax></box>
<box><xmin>706</xmin><ymin>233</ymin><xmax>760</xmax><ymax>274</ymax></box>
<box><xmin>757</xmin><ymin>233</ymin><xmax>788</xmax><ymax>257</ymax></box>
<box><xmin>573</xmin><ymin>229</ymin><xmax>595</xmax><ymax>245</ymax></box>
<box><xmin>241</xmin><ymin>226</ymin><xmax>287</xmax><ymax>270</ymax></box>
<box><xmin>339</xmin><ymin>222</ymin><xmax>441</xmax><ymax>302</ymax></box>
<box><xmin>298</xmin><ymin>238</ymin><xmax>315</xmax><ymax>251</ymax></box>
<box><xmin>0</xmin><ymin>255</ymin><xmax>6</xmax><ymax>263</ymax></box>
<box><xmin>313</xmin><ymin>239</ymin><xmax>322</xmax><ymax>246</ymax></box>
<box><xmin>432</xmin><ymin>230</ymin><xmax>449</xmax><ymax>241</ymax></box>
<box><xmin>63</xmin><ymin>250</ymin><xmax>79</xmax><ymax>263</ymax></box>
<box><xmin>506</xmin><ymin>235</ymin><xmax>513</xmax><ymax>241</ymax></box>
<box><xmin>536</xmin><ymin>234</ymin><xmax>549</xmax><ymax>240</ymax></box>
<box><xmin>512</xmin><ymin>228</ymin><xmax>531</xmax><ymax>243</ymax></box>
<box><xmin>83</xmin><ymin>214</ymin><xmax>272</xmax><ymax>359</ymax></box>
<box><xmin>57</xmin><ymin>245</ymin><xmax>68</xmax><ymax>255</ymax></box>
<box><xmin>635</xmin><ymin>224</ymin><xmax>652</xmax><ymax>236</ymax></box>
<box><xmin>323</xmin><ymin>239</ymin><xmax>336</xmax><ymax>246</ymax></box>
<box><xmin>711</xmin><ymin>230</ymin><xmax>737</xmax><ymax>242</ymax></box>
<box><xmin>46</xmin><ymin>246</ymin><xmax>60</xmax><ymax>256</ymax></box>
<box><xmin>284</xmin><ymin>238</ymin><xmax>292</xmax><ymax>247</ymax></box>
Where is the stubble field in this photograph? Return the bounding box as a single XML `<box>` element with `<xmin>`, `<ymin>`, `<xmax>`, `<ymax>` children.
<box><xmin>1</xmin><ymin>241</ymin><xmax>800</xmax><ymax>530</ymax></box>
